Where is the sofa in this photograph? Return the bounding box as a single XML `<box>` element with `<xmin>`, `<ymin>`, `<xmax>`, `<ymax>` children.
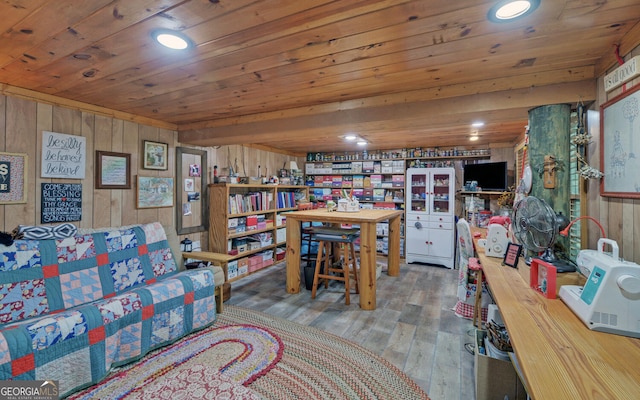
<box><xmin>0</xmin><ymin>222</ymin><xmax>223</xmax><ymax>397</ymax></box>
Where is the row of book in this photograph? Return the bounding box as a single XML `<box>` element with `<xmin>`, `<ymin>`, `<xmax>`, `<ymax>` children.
<box><xmin>228</xmin><ymin>191</ymin><xmax>273</xmax><ymax>214</ymax></box>
<box><xmin>276</xmin><ymin>191</ymin><xmax>297</xmax><ymax>209</ymax></box>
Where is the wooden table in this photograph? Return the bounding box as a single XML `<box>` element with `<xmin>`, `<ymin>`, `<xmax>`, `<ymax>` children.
<box><xmin>285</xmin><ymin>208</ymin><xmax>404</xmax><ymax>310</ymax></box>
<box><xmin>476</xmin><ymin>241</ymin><xmax>640</xmax><ymax>399</ymax></box>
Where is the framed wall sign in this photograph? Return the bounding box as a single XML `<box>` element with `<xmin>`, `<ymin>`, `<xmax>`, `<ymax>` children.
<box><xmin>41</xmin><ymin>131</ymin><xmax>86</xmax><ymax>179</ymax></box>
<box><xmin>41</xmin><ymin>183</ymin><xmax>82</xmax><ymax>223</ymax></box>
<box><xmin>600</xmin><ymin>83</ymin><xmax>640</xmax><ymax>198</ymax></box>
<box><xmin>0</xmin><ymin>151</ymin><xmax>28</xmax><ymax>204</ymax></box>
<box><xmin>137</xmin><ymin>176</ymin><xmax>174</xmax><ymax>208</ymax></box>
<box><xmin>95</xmin><ymin>151</ymin><xmax>131</xmax><ymax>189</ymax></box>
<box><xmin>143</xmin><ymin>140</ymin><xmax>168</xmax><ymax>170</ymax></box>
<box><xmin>502</xmin><ymin>242</ymin><xmax>522</xmax><ymax>268</ymax></box>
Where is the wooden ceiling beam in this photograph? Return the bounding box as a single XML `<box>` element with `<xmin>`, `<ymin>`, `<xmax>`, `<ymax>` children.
<box><xmin>179</xmin><ymin>80</ymin><xmax>595</xmax><ymax>149</ymax></box>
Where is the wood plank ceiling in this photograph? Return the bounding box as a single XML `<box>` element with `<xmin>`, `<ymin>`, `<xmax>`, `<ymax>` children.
<box><xmin>1</xmin><ymin>0</ymin><xmax>639</xmax><ymax>155</ymax></box>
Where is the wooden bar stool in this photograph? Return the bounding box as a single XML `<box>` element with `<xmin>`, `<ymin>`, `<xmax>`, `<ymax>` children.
<box><xmin>310</xmin><ymin>228</ymin><xmax>360</xmax><ymax>305</ymax></box>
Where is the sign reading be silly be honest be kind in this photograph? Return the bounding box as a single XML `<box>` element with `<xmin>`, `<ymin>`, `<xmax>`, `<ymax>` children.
<box><xmin>41</xmin><ymin>131</ymin><xmax>86</xmax><ymax>179</ymax></box>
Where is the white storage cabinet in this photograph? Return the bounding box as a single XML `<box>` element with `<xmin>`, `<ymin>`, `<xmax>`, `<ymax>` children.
<box><xmin>405</xmin><ymin>167</ymin><xmax>455</xmax><ymax>268</ymax></box>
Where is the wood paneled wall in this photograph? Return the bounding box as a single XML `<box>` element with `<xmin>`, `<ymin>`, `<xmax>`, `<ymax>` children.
<box><xmin>0</xmin><ymin>95</ymin><xmax>303</xmax><ymax>250</ymax></box>
<box><xmin>587</xmin><ymin>45</ymin><xmax>640</xmax><ymax>264</ymax></box>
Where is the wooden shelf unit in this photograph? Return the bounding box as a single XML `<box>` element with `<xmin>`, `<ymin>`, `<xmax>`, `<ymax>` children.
<box><xmin>208</xmin><ymin>183</ymin><xmax>309</xmax><ymax>283</ymax></box>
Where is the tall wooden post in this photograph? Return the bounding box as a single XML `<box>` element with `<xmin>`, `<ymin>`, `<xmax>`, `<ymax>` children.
<box><xmin>528</xmin><ymin>104</ymin><xmax>571</xmax><ymax>248</ymax></box>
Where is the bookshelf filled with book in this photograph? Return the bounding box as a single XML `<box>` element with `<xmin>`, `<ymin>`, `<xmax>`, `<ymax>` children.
<box><xmin>208</xmin><ymin>183</ymin><xmax>309</xmax><ymax>283</ymax></box>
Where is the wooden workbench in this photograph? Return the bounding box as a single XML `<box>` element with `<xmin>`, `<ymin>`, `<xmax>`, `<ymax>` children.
<box><xmin>477</xmin><ymin>243</ymin><xmax>640</xmax><ymax>399</ymax></box>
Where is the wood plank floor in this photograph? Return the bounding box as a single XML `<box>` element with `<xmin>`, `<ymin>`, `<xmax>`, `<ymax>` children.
<box><xmin>225</xmin><ymin>260</ymin><xmax>476</xmax><ymax>400</ymax></box>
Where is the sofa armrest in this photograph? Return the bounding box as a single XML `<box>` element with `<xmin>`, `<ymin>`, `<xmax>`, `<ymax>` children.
<box><xmin>183</xmin><ymin>251</ymin><xmax>234</xmax><ymax>283</ymax></box>
<box><xmin>182</xmin><ymin>251</ymin><xmax>230</xmax><ymax>313</ymax></box>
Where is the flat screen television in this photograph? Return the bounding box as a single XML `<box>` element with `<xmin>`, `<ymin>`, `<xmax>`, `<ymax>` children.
<box><xmin>463</xmin><ymin>161</ymin><xmax>508</xmax><ymax>192</ymax></box>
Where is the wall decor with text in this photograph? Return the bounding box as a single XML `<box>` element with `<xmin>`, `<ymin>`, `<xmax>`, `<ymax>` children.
<box><xmin>41</xmin><ymin>183</ymin><xmax>82</xmax><ymax>223</ymax></box>
<box><xmin>0</xmin><ymin>151</ymin><xmax>28</xmax><ymax>204</ymax></box>
<box><xmin>41</xmin><ymin>131</ymin><xmax>86</xmax><ymax>179</ymax></box>
<box><xmin>95</xmin><ymin>151</ymin><xmax>131</xmax><ymax>189</ymax></box>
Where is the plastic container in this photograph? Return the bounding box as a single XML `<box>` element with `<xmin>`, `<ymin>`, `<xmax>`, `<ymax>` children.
<box><xmin>478</xmin><ymin>211</ymin><xmax>492</xmax><ymax>228</ymax></box>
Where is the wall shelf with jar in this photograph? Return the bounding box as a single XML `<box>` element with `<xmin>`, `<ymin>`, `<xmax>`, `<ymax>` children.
<box><xmin>306</xmin><ymin>147</ymin><xmax>490</xmax><ymax>163</ymax></box>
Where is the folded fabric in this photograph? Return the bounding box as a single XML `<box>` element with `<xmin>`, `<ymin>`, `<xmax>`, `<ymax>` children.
<box><xmin>17</xmin><ymin>223</ymin><xmax>78</xmax><ymax>240</ymax></box>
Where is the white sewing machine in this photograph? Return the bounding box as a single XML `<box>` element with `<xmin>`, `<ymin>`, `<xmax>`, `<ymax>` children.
<box><xmin>559</xmin><ymin>238</ymin><xmax>640</xmax><ymax>338</ymax></box>
<box><xmin>480</xmin><ymin>223</ymin><xmax>510</xmax><ymax>258</ymax></box>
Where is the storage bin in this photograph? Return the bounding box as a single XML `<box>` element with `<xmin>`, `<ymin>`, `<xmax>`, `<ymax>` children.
<box><xmin>474</xmin><ymin>329</ymin><xmax>527</xmax><ymax>400</ymax></box>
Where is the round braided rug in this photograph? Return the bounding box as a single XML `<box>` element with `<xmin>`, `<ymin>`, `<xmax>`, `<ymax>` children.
<box><xmin>68</xmin><ymin>323</ymin><xmax>282</xmax><ymax>399</ymax></box>
<box><xmin>219</xmin><ymin>305</ymin><xmax>430</xmax><ymax>400</ymax></box>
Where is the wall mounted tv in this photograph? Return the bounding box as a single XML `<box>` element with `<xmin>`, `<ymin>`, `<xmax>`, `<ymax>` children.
<box><xmin>463</xmin><ymin>161</ymin><xmax>508</xmax><ymax>192</ymax></box>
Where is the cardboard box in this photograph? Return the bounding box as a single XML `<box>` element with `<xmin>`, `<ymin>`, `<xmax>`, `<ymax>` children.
<box><xmin>276</xmin><ymin>228</ymin><xmax>286</xmax><ymax>243</ymax></box>
<box><xmin>381</xmin><ymin>160</ymin><xmax>393</xmax><ymax>173</ymax></box>
<box><xmin>237</xmin><ymin>257</ymin><xmax>249</xmax><ymax>276</ymax></box>
<box><xmin>227</xmin><ymin>260</ymin><xmax>238</xmax><ymax>279</ymax></box>
<box><xmin>475</xmin><ymin>329</ymin><xmax>527</xmax><ymax>400</ymax></box>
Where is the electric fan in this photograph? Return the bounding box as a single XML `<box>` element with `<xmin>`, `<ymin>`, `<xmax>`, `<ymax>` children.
<box><xmin>511</xmin><ymin>196</ymin><xmax>576</xmax><ymax>272</ymax></box>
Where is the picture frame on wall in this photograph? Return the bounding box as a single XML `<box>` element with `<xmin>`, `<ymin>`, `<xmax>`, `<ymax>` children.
<box><xmin>143</xmin><ymin>140</ymin><xmax>168</xmax><ymax>170</ymax></box>
<box><xmin>136</xmin><ymin>176</ymin><xmax>174</xmax><ymax>208</ymax></box>
<box><xmin>600</xmin><ymin>83</ymin><xmax>640</xmax><ymax>198</ymax></box>
<box><xmin>0</xmin><ymin>151</ymin><xmax>28</xmax><ymax>204</ymax></box>
<box><xmin>95</xmin><ymin>151</ymin><xmax>131</xmax><ymax>189</ymax></box>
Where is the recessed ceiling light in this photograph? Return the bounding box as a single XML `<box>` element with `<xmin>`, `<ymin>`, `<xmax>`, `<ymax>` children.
<box><xmin>470</xmin><ymin>135</ymin><xmax>479</xmax><ymax>141</ymax></box>
<box><xmin>357</xmin><ymin>140</ymin><xmax>368</xmax><ymax>146</ymax></box>
<box><xmin>152</xmin><ymin>30</ymin><xmax>193</xmax><ymax>50</ymax></box>
<box><xmin>344</xmin><ymin>134</ymin><xmax>357</xmax><ymax>141</ymax></box>
<box><xmin>471</xmin><ymin>121</ymin><xmax>485</xmax><ymax>128</ymax></box>
<box><xmin>488</xmin><ymin>0</ymin><xmax>539</xmax><ymax>23</ymax></box>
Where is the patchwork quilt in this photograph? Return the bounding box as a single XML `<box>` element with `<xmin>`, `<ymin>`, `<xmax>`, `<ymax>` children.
<box><xmin>0</xmin><ymin>222</ymin><xmax>216</xmax><ymax>397</ymax></box>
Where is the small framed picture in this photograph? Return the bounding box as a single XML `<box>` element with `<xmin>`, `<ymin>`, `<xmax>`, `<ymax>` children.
<box><xmin>184</xmin><ymin>178</ymin><xmax>195</xmax><ymax>192</ymax></box>
<box><xmin>136</xmin><ymin>176</ymin><xmax>174</xmax><ymax>208</ymax></box>
<box><xmin>96</xmin><ymin>151</ymin><xmax>131</xmax><ymax>189</ymax></box>
<box><xmin>143</xmin><ymin>140</ymin><xmax>168</xmax><ymax>170</ymax></box>
<box><xmin>189</xmin><ymin>164</ymin><xmax>201</xmax><ymax>177</ymax></box>
<box><xmin>502</xmin><ymin>242</ymin><xmax>522</xmax><ymax>268</ymax></box>
<box><xmin>530</xmin><ymin>258</ymin><xmax>557</xmax><ymax>299</ymax></box>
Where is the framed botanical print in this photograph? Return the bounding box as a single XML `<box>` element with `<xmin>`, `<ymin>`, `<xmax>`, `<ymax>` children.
<box><xmin>143</xmin><ymin>140</ymin><xmax>168</xmax><ymax>170</ymax></box>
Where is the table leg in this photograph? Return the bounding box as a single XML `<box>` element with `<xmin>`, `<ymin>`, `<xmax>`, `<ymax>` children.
<box><xmin>359</xmin><ymin>222</ymin><xmax>377</xmax><ymax>310</ymax></box>
<box><xmin>387</xmin><ymin>215</ymin><xmax>401</xmax><ymax>276</ymax></box>
<box><xmin>286</xmin><ymin>219</ymin><xmax>301</xmax><ymax>294</ymax></box>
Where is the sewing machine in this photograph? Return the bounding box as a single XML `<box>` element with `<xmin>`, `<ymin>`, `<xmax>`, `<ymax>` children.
<box><xmin>559</xmin><ymin>238</ymin><xmax>640</xmax><ymax>338</ymax></box>
<box><xmin>480</xmin><ymin>223</ymin><xmax>510</xmax><ymax>258</ymax></box>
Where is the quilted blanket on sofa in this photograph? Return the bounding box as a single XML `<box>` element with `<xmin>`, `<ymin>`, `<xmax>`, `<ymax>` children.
<box><xmin>0</xmin><ymin>222</ymin><xmax>216</xmax><ymax>396</ymax></box>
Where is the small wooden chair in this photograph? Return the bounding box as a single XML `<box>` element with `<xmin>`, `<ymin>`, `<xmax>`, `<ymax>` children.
<box><xmin>469</xmin><ymin>257</ymin><xmax>484</xmax><ymax>329</ymax></box>
<box><xmin>310</xmin><ymin>228</ymin><xmax>360</xmax><ymax>305</ymax></box>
